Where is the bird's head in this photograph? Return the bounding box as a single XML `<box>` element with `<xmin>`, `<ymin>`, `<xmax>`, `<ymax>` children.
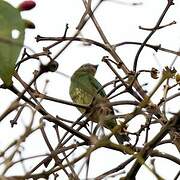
<box><xmin>74</xmin><ymin>63</ymin><xmax>98</xmax><ymax>76</ymax></box>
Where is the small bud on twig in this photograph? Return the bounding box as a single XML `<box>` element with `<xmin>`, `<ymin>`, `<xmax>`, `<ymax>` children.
<box><xmin>23</xmin><ymin>19</ymin><xmax>35</xmax><ymax>29</ymax></box>
<box><xmin>151</xmin><ymin>68</ymin><xmax>159</xmax><ymax>79</ymax></box>
<box><xmin>18</xmin><ymin>1</ymin><xmax>36</xmax><ymax>11</ymax></box>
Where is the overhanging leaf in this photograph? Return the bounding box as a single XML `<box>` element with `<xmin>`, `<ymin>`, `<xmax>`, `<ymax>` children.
<box><xmin>0</xmin><ymin>0</ymin><xmax>25</xmax><ymax>86</ymax></box>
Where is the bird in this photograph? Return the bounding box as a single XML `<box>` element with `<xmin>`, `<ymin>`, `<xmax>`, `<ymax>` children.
<box><xmin>69</xmin><ymin>63</ymin><xmax>129</xmax><ymax>144</ymax></box>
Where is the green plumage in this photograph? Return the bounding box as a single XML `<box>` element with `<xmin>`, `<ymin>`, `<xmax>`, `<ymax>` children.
<box><xmin>69</xmin><ymin>63</ymin><xmax>129</xmax><ymax>144</ymax></box>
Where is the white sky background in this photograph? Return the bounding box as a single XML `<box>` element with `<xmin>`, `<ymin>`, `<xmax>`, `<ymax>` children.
<box><xmin>0</xmin><ymin>0</ymin><xmax>180</xmax><ymax>179</ymax></box>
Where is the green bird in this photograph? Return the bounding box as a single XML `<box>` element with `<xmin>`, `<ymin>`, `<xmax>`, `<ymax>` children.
<box><xmin>69</xmin><ymin>63</ymin><xmax>129</xmax><ymax>144</ymax></box>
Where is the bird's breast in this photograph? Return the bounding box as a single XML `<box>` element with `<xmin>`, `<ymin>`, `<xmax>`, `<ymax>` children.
<box><xmin>70</xmin><ymin>87</ymin><xmax>94</xmax><ymax>112</ymax></box>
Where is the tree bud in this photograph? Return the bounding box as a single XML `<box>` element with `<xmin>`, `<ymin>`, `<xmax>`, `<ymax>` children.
<box><xmin>18</xmin><ymin>1</ymin><xmax>36</xmax><ymax>11</ymax></box>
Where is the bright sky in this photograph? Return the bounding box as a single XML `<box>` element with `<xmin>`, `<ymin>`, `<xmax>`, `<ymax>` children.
<box><xmin>1</xmin><ymin>0</ymin><xmax>180</xmax><ymax>179</ymax></box>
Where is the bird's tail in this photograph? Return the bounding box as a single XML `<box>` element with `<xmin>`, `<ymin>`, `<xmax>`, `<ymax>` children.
<box><xmin>115</xmin><ymin>133</ymin><xmax>130</xmax><ymax>144</ymax></box>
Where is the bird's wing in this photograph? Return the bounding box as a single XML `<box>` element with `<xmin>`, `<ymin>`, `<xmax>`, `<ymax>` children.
<box><xmin>88</xmin><ymin>75</ymin><xmax>106</xmax><ymax>97</ymax></box>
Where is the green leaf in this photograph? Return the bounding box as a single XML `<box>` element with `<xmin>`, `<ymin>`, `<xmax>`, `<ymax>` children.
<box><xmin>0</xmin><ymin>0</ymin><xmax>25</xmax><ymax>86</ymax></box>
